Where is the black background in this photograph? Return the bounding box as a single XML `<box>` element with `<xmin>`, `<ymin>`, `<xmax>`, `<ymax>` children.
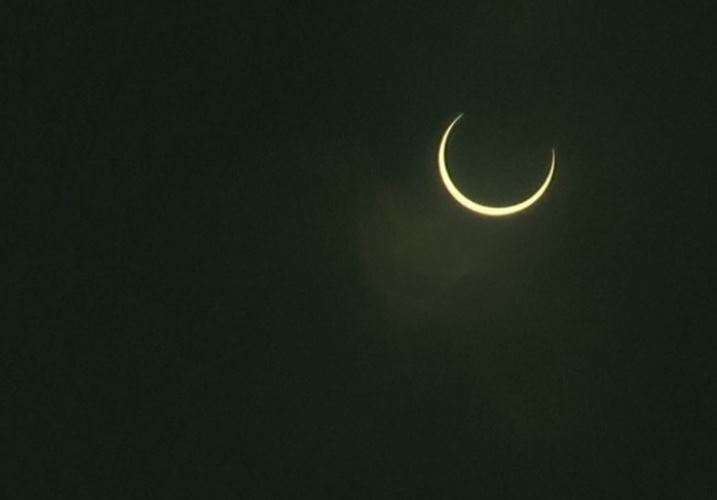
<box><xmin>6</xmin><ymin>1</ymin><xmax>717</xmax><ymax>497</ymax></box>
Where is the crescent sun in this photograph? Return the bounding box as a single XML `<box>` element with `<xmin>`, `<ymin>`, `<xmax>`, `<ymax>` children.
<box><xmin>438</xmin><ymin>113</ymin><xmax>556</xmax><ymax>216</ymax></box>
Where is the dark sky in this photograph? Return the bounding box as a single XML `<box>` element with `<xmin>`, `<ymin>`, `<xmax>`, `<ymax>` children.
<box><xmin>6</xmin><ymin>1</ymin><xmax>717</xmax><ymax>498</ymax></box>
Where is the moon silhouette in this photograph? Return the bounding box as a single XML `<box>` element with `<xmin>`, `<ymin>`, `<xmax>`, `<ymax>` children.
<box><xmin>438</xmin><ymin>114</ymin><xmax>555</xmax><ymax>216</ymax></box>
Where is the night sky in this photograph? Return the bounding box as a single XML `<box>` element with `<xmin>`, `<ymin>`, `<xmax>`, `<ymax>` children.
<box><xmin>6</xmin><ymin>1</ymin><xmax>717</xmax><ymax>497</ymax></box>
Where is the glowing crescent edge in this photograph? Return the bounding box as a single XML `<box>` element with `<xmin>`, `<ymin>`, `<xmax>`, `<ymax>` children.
<box><xmin>438</xmin><ymin>113</ymin><xmax>555</xmax><ymax>216</ymax></box>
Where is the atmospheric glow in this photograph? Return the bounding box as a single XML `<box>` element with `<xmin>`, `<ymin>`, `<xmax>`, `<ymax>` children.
<box><xmin>438</xmin><ymin>114</ymin><xmax>555</xmax><ymax>216</ymax></box>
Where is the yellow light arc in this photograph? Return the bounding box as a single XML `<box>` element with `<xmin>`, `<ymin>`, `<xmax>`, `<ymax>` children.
<box><xmin>438</xmin><ymin>113</ymin><xmax>556</xmax><ymax>216</ymax></box>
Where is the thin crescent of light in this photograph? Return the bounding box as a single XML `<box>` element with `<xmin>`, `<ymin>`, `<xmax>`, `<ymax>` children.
<box><xmin>438</xmin><ymin>113</ymin><xmax>556</xmax><ymax>216</ymax></box>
